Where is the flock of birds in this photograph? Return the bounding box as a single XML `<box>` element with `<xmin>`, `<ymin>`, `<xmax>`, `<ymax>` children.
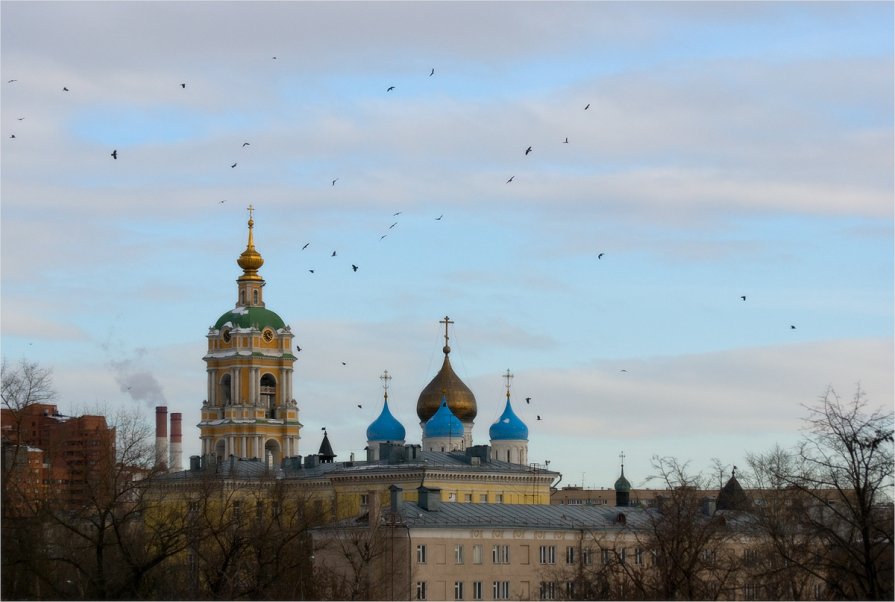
<box><xmin>5</xmin><ymin>60</ymin><xmax>801</xmax><ymax>432</ymax></box>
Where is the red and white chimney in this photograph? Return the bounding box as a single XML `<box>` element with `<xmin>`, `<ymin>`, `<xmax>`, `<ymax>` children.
<box><xmin>169</xmin><ymin>412</ymin><xmax>183</xmax><ymax>471</ymax></box>
<box><xmin>155</xmin><ymin>406</ymin><xmax>168</xmax><ymax>469</ymax></box>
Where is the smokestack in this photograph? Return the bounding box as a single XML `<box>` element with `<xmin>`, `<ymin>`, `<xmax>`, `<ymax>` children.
<box><xmin>155</xmin><ymin>406</ymin><xmax>168</xmax><ymax>469</ymax></box>
<box><xmin>169</xmin><ymin>412</ymin><xmax>183</xmax><ymax>472</ymax></box>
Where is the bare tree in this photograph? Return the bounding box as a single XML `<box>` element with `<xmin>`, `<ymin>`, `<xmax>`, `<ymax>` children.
<box><xmin>748</xmin><ymin>386</ymin><xmax>894</xmax><ymax>600</ymax></box>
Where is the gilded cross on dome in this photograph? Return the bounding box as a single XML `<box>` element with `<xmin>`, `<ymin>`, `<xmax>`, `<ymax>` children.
<box><xmin>439</xmin><ymin>315</ymin><xmax>454</xmax><ymax>354</ymax></box>
<box><xmin>380</xmin><ymin>370</ymin><xmax>392</xmax><ymax>400</ymax></box>
<box><xmin>503</xmin><ymin>369</ymin><xmax>513</xmax><ymax>399</ymax></box>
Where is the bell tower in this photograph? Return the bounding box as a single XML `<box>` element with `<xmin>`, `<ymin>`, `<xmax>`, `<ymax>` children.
<box><xmin>198</xmin><ymin>207</ymin><xmax>301</xmax><ymax>467</ymax></box>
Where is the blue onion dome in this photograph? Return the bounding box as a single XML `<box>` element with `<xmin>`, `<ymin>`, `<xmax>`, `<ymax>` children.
<box><xmin>489</xmin><ymin>396</ymin><xmax>529</xmax><ymax>441</ymax></box>
<box><xmin>614</xmin><ymin>466</ymin><xmax>632</xmax><ymax>493</ymax></box>
<box><xmin>366</xmin><ymin>399</ymin><xmax>406</xmax><ymax>442</ymax></box>
<box><xmin>424</xmin><ymin>397</ymin><xmax>465</xmax><ymax>438</ymax></box>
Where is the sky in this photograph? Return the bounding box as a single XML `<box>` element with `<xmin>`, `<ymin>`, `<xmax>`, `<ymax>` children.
<box><xmin>2</xmin><ymin>1</ymin><xmax>892</xmax><ymax>490</ymax></box>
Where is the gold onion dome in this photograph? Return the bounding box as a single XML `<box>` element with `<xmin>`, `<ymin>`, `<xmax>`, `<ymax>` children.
<box><xmin>417</xmin><ymin>317</ymin><xmax>477</xmax><ymax>422</ymax></box>
<box><xmin>237</xmin><ymin>211</ymin><xmax>264</xmax><ymax>280</ymax></box>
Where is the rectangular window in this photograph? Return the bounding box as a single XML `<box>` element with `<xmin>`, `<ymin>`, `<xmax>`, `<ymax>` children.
<box><xmin>539</xmin><ymin>545</ymin><xmax>556</xmax><ymax>564</ymax></box>
<box><xmin>455</xmin><ymin>544</ymin><xmax>464</xmax><ymax>564</ymax></box>
<box><xmin>493</xmin><ymin>581</ymin><xmax>510</xmax><ymax>600</ymax></box>
<box><xmin>472</xmin><ymin>544</ymin><xmax>483</xmax><ymax>564</ymax></box>
<box><xmin>743</xmin><ymin>583</ymin><xmax>757</xmax><ymax>601</ymax></box>
<box><xmin>454</xmin><ymin>581</ymin><xmax>463</xmax><ymax>600</ymax></box>
<box><xmin>416</xmin><ymin>581</ymin><xmax>427</xmax><ymax>601</ymax></box>
<box><xmin>634</xmin><ymin>547</ymin><xmax>643</xmax><ymax>566</ymax></box>
<box><xmin>495</xmin><ymin>493</ymin><xmax>504</xmax><ymax>503</ymax></box>
<box><xmin>464</xmin><ymin>493</ymin><xmax>473</xmax><ymax>503</ymax></box>
<box><xmin>601</xmin><ymin>549</ymin><xmax>611</xmax><ymax>565</ymax></box>
<box><xmin>619</xmin><ymin>548</ymin><xmax>627</xmax><ymax>564</ymax></box>
<box><xmin>565</xmin><ymin>581</ymin><xmax>575</xmax><ymax>599</ymax></box>
<box><xmin>539</xmin><ymin>581</ymin><xmax>556</xmax><ymax>600</ymax></box>
<box><xmin>582</xmin><ymin>547</ymin><xmax>593</xmax><ymax>566</ymax></box>
<box><xmin>472</xmin><ymin>581</ymin><xmax>483</xmax><ymax>600</ymax></box>
<box><xmin>492</xmin><ymin>544</ymin><xmax>510</xmax><ymax>564</ymax></box>
<box><xmin>565</xmin><ymin>546</ymin><xmax>576</xmax><ymax>564</ymax></box>
<box><xmin>479</xmin><ymin>494</ymin><xmax>488</xmax><ymax>503</ymax></box>
<box><xmin>360</xmin><ymin>494</ymin><xmax>369</xmax><ymax>506</ymax></box>
<box><xmin>417</xmin><ymin>544</ymin><xmax>427</xmax><ymax>564</ymax></box>
<box><xmin>448</xmin><ymin>492</ymin><xmax>457</xmax><ymax>502</ymax></box>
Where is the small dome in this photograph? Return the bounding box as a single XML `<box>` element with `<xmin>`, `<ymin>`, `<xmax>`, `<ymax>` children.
<box><xmin>424</xmin><ymin>398</ymin><xmax>465</xmax><ymax>438</ymax></box>
<box><xmin>417</xmin><ymin>354</ymin><xmax>477</xmax><ymax>422</ymax></box>
<box><xmin>489</xmin><ymin>396</ymin><xmax>528</xmax><ymax>441</ymax></box>
<box><xmin>717</xmin><ymin>473</ymin><xmax>749</xmax><ymax>510</ymax></box>
<box><xmin>237</xmin><ymin>215</ymin><xmax>264</xmax><ymax>280</ymax></box>
<box><xmin>366</xmin><ymin>399</ymin><xmax>406</xmax><ymax>442</ymax></box>
<box><xmin>614</xmin><ymin>467</ymin><xmax>631</xmax><ymax>493</ymax></box>
<box><xmin>214</xmin><ymin>306</ymin><xmax>286</xmax><ymax>331</ymax></box>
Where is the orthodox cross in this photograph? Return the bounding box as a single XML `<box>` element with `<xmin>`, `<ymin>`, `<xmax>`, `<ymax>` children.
<box><xmin>503</xmin><ymin>369</ymin><xmax>513</xmax><ymax>399</ymax></box>
<box><xmin>439</xmin><ymin>315</ymin><xmax>454</xmax><ymax>353</ymax></box>
<box><xmin>619</xmin><ymin>451</ymin><xmax>626</xmax><ymax>470</ymax></box>
<box><xmin>380</xmin><ymin>370</ymin><xmax>392</xmax><ymax>400</ymax></box>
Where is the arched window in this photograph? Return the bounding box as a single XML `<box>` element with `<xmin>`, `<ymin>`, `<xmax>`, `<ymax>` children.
<box><xmin>220</xmin><ymin>374</ymin><xmax>232</xmax><ymax>405</ymax></box>
<box><xmin>260</xmin><ymin>373</ymin><xmax>276</xmax><ymax>417</ymax></box>
<box><xmin>240</xmin><ymin>290</ymin><xmax>245</xmax><ymax>305</ymax></box>
<box><xmin>253</xmin><ymin>289</ymin><xmax>259</xmax><ymax>304</ymax></box>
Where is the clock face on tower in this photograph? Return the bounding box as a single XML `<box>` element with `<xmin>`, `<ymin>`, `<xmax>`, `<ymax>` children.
<box><xmin>262</xmin><ymin>329</ymin><xmax>274</xmax><ymax>342</ymax></box>
<box><xmin>222</xmin><ymin>329</ymin><xmax>231</xmax><ymax>343</ymax></box>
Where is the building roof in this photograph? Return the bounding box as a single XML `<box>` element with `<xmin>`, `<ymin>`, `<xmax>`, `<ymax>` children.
<box><xmin>489</xmin><ymin>396</ymin><xmax>528</xmax><ymax>441</ymax></box>
<box><xmin>366</xmin><ymin>399</ymin><xmax>406</xmax><ymax>442</ymax></box>
<box><xmin>393</xmin><ymin>500</ymin><xmax>656</xmax><ymax>530</ymax></box>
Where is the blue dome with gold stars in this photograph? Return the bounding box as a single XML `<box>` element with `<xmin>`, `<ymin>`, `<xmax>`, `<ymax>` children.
<box><xmin>366</xmin><ymin>400</ymin><xmax>406</xmax><ymax>442</ymax></box>
<box><xmin>424</xmin><ymin>398</ymin><xmax>465</xmax><ymax>438</ymax></box>
<box><xmin>489</xmin><ymin>397</ymin><xmax>529</xmax><ymax>441</ymax></box>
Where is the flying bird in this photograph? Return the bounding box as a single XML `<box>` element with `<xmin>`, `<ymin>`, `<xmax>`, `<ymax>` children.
<box><xmin>9</xmin><ymin>134</ymin><xmax>15</xmax><ymax>139</ymax></box>
<box><xmin>790</xmin><ymin>325</ymin><xmax>796</xmax><ymax>329</ymax></box>
<box><xmin>230</xmin><ymin>162</ymin><xmax>237</xmax><ymax>168</ymax></box>
<box><xmin>242</xmin><ymin>142</ymin><xmax>250</xmax><ymax>147</ymax></box>
<box><xmin>429</xmin><ymin>68</ymin><xmax>435</xmax><ymax>76</ymax></box>
<box><xmin>435</xmin><ymin>214</ymin><xmax>443</xmax><ymax>221</ymax></box>
<box><xmin>331</xmin><ymin>251</ymin><xmax>337</xmax><ymax>257</ymax></box>
<box><xmin>302</xmin><ymin>242</ymin><xmax>310</xmax><ymax>250</ymax></box>
<box><xmin>341</xmin><ymin>362</ymin><xmax>347</xmax><ymax>366</ymax></box>
<box><xmin>308</xmin><ymin>269</ymin><xmax>315</xmax><ymax>273</ymax></box>
<box><xmin>332</xmin><ymin>178</ymin><xmax>338</xmax><ymax>186</ymax></box>
<box><xmin>537</xmin><ymin>415</ymin><xmax>542</xmax><ymax>421</ymax></box>
<box><xmin>351</xmin><ymin>264</ymin><xmax>358</xmax><ymax>272</ymax></box>
<box><xmin>525</xmin><ymin>397</ymin><xmax>531</xmax><ymax>404</ymax></box>
<box><xmin>620</xmin><ymin>369</ymin><xmax>627</xmax><ymax>373</ymax></box>
<box><xmin>219</xmin><ymin>199</ymin><xmax>226</xmax><ymax>204</ymax></box>
<box><xmin>111</xmin><ymin>149</ymin><xmax>117</xmax><ymax>159</ymax></box>
<box><xmin>584</xmin><ymin>104</ymin><xmax>590</xmax><ymax>110</ymax></box>
<box><xmin>506</xmin><ymin>176</ymin><xmax>514</xmax><ymax>183</ymax></box>
<box><xmin>524</xmin><ymin>146</ymin><xmax>532</xmax><ymax>155</ymax></box>
<box><xmin>63</xmin><ymin>87</ymin><xmax>69</xmax><ymax>91</ymax></box>
<box><xmin>563</xmin><ymin>137</ymin><xmax>569</xmax><ymax>143</ymax></box>
<box><xmin>7</xmin><ymin>79</ymin><xmax>17</xmax><ymax>83</ymax></box>
<box><xmin>389</xmin><ymin>222</ymin><xmax>397</xmax><ymax>229</ymax></box>
<box><xmin>387</xmin><ymin>86</ymin><xmax>395</xmax><ymax>92</ymax></box>
<box><xmin>296</xmin><ymin>345</ymin><xmax>302</xmax><ymax>352</ymax></box>
<box><xmin>380</xmin><ymin>234</ymin><xmax>388</xmax><ymax>240</ymax></box>
<box><xmin>180</xmin><ymin>83</ymin><xmax>186</xmax><ymax>88</ymax></box>
<box><xmin>597</xmin><ymin>253</ymin><xmax>604</xmax><ymax>259</ymax></box>
<box><xmin>357</xmin><ymin>404</ymin><xmax>362</xmax><ymax>409</ymax></box>
<box><xmin>740</xmin><ymin>295</ymin><xmax>746</xmax><ymax>301</ymax></box>
<box><xmin>393</xmin><ymin>211</ymin><xmax>402</xmax><ymax>216</ymax></box>
<box><xmin>17</xmin><ymin>117</ymin><xmax>24</xmax><ymax>121</ymax></box>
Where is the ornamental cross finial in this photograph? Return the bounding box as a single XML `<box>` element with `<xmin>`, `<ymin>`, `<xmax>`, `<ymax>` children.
<box><xmin>619</xmin><ymin>451</ymin><xmax>626</xmax><ymax>468</ymax></box>
<box><xmin>439</xmin><ymin>315</ymin><xmax>454</xmax><ymax>354</ymax></box>
<box><xmin>503</xmin><ymin>369</ymin><xmax>513</xmax><ymax>399</ymax></box>
<box><xmin>380</xmin><ymin>370</ymin><xmax>392</xmax><ymax>400</ymax></box>
<box><xmin>247</xmin><ymin>204</ymin><xmax>254</xmax><ymax>221</ymax></box>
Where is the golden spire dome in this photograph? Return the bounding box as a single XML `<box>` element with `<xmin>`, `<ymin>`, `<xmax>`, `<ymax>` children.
<box><xmin>416</xmin><ymin>316</ymin><xmax>478</xmax><ymax>422</ymax></box>
<box><xmin>237</xmin><ymin>204</ymin><xmax>264</xmax><ymax>281</ymax></box>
